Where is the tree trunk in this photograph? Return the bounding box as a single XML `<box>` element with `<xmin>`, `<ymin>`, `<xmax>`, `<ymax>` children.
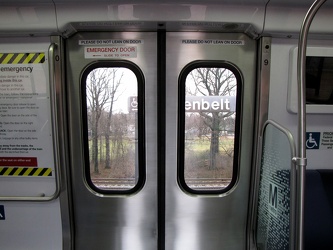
<box><xmin>105</xmin><ymin>133</ymin><xmax>111</xmax><ymax>169</ymax></box>
<box><xmin>105</xmin><ymin>102</ymin><xmax>113</xmax><ymax>169</ymax></box>
<box><xmin>93</xmin><ymin>119</ymin><xmax>99</xmax><ymax>174</ymax></box>
<box><xmin>209</xmin><ymin>114</ymin><xmax>220</xmax><ymax>169</ymax></box>
<box><xmin>93</xmin><ymin>133</ymin><xmax>99</xmax><ymax>174</ymax></box>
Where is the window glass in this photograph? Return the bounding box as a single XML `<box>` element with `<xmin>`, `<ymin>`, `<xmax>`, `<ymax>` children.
<box><xmin>179</xmin><ymin>63</ymin><xmax>240</xmax><ymax>194</ymax></box>
<box><xmin>306</xmin><ymin>56</ymin><xmax>333</xmax><ymax>105</ymax></box>
<box><xmin>83</xmin><ymin>65</ymin><xmax>143</xmax><ymax>193</ymax></box>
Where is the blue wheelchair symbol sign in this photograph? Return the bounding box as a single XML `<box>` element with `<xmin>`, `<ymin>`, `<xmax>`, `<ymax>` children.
<box><xmin>306</xmin><ymin>132</ymin><xmax>320</xmax><ymax>149</ymax></box>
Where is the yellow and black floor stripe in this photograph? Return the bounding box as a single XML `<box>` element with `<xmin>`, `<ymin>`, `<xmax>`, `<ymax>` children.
<box><xmin>0</xmin><ymin>53</ymin><xmax>45</xmax><ymax>64</ymax></box>
<box><xmin>0</xmin><ymin>167</ymin><xmax>52</xmax><ymax>177</ymax></box>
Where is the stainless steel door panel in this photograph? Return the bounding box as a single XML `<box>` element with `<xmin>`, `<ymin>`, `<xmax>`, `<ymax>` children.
<box><xmin>165</xmin><ymin>32</ymin><xmax>257</xmax><ymax>250</ymax></box>
<box><xmin>66</xmin><ymin>32</ymin><xmax>157</xmax><ymax>250</ymax></box>
<box><xmin>66</xmin><ymin>31</ymin><xmax>256</xmax><ymax>250</ymax></box>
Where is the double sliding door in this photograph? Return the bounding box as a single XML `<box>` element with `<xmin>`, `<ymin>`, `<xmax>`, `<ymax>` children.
<box><xmin>66</xmin><ymin>31</ymin><xmax>256</xmax><ymax>250</ymax></box>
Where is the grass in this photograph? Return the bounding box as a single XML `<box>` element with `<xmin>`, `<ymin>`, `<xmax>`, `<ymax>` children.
<box><xmin>89</xmin><ymin>136</ymin><xmax>234</xmax><ymax>181</ymax></box>
<box><xmin>184</xmin><ymin>136</ymin><xmax>234</xmax><ymax>179</ymax></box>
<box><xmin>186</xmin><ymin>136</ymin><xmax>234</xmax><ymax>151</ymax></box>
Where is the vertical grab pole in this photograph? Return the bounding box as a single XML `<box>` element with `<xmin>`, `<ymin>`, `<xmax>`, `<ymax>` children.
<box><xmin>294</xmin><ymin>0</ymin><xmax>326</xmax><ymax>249</ymax></box>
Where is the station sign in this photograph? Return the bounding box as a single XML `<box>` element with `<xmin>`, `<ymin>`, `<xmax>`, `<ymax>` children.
<box><xmin>128</xmin><ymin>96</ymin><xmax>138</xmax><ymax>113</ymax></box>
<box><xmin>127</xmin><ymin>95</ymin><xmax>236</xmax><ymax>113</ymax></box>
<box><xmin>185</xmin><ymin>96</ymin><xmax>236</xmax><ymax>112</ymax></box>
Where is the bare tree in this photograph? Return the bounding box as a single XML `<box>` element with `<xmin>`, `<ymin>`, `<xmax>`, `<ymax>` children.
<box><xmin>104</xmin><ymin>69</ymin><xmax>123</xmax><ymax>169</ymax></box>
<box><xmin>188</xmin><ymin>67</ymin><xmax>236</xmax><ymax>169</ymax></box>
<box><xmin>111</xmin><ymin>113</ymin><xmax>128</xmax><ymax>168</ymax></box>
<box><xmin>86</xmin><ymin>68</ymin><xmax>113</xmax><ymax>174</ymax></box>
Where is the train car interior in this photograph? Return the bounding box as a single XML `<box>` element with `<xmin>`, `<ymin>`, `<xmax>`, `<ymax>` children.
<box><xmin>0</xmin><ymin>0</ymin><xmax>333</xmax><ymax>249</ymax></box>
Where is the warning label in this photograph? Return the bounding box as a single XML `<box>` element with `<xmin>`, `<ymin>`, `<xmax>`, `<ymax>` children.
<box><xmin>0</xmin><ymin>167</ymin><xmax>52</xmax><ymax>177</ymax></box>
<box><xmin>0</xmin><ymin>53</ymin><xmax>45</xmax><ymax>65</ymax></box>
<box><xmin>84</xmin><ymin>46</ymin><xmax>137</xmax><ymax>59</ymax></box>
<box><xmin>181</xmin><ymin>39</ymin><xmax>245</xmax><ymax>45</ymax></box>
<box><xmin>0</xmin><ymin>157</ymin><xmax>37</xmax><ymax>167</ymax></box>
<box><xmin>79</xmin><ymin>39</ymin><xmax>143</xmax><ymax>45</ymax></box>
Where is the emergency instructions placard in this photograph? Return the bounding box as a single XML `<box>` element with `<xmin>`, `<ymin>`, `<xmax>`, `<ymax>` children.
<box><xmin>0</xmin><ymin>52</ymin><xmax>54</xmax><ymax>179</ymax></box>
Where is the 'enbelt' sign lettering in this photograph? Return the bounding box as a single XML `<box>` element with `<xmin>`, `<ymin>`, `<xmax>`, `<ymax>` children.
<box><xmin>127</xmin><ymin>95</ymin><xmax>236</xmax><ymax>113</ymax></box>
<box><xmin>185</xmin><ymin>96</ymin><xmax>236</xmax><ymax>112</ymax></box>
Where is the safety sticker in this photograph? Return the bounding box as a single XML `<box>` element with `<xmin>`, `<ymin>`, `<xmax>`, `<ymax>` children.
<box><xmin>0</xmin><ymin>53</ymin><xmax>45</xmax><ymax>64</ymax></box>
<box><xmin>0</xmin><ymin>167</ymin><xmax>52</xmax><ymax>177</ymax></box>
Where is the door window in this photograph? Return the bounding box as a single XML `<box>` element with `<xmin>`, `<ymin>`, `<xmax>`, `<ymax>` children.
<box><xmin>178</xmin><ymin>61</ymin><xmax>242</xmax><ymax>194</ymax></box>
<box><xmin>81</xmin><ymin>62</ymin><xmax>145</xmax><ymax>194</ymax></box>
